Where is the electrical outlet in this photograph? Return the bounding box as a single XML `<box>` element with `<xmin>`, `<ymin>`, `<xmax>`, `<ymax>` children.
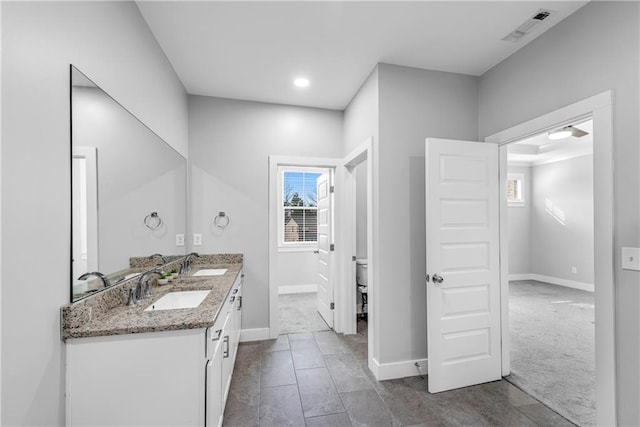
<box><xmin>571</xmin><ymin>266</ymin><xmax>577</xmax><ymax>274</ymax></box>
<box><xmin>193</xmin><ymin>233</ymin><xmax>202</xmax><ymax>246</ymax></box>
<box><xmin>175</xmin><ymin>234</ymin><xmax>185</xmax><ymax>247</ymax></box>
<box><xmin>621</xmin><ymin>247</ymin><xmax>640</xmax><ymax>271</ymax></box>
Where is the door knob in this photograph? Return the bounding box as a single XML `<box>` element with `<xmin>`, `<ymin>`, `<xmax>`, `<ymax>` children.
<box><xmin>432</xmin><ymin>274</ymin><xmax>444</xmax><ymax>284</ymax></box>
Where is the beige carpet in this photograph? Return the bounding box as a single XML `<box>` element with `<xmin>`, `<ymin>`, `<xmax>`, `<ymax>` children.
<box><xmin>278</xmin><ymin>292</ymin><xmax>330</xmax><ymax>334</ymax></box>
<box><xmin>508</xmin><ymin>280</ymin><xmax>595</xmax><ymax>426</ymax></box>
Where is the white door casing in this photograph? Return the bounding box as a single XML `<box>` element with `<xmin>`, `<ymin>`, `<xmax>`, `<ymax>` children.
<box><xmin>72</xmin><ymin>146</ymin><xmax>99</xmax><ymax>281</ymax></box>
<box><xmin>316</xmin><ymin>171</ymin><xmax>334</xmax><ymax>328</ymax></box>
<box><xmin>425</xmin><ymin>138</ymin><xmax>501</xmax><ymax>393</ymax></box>
<box><xmin>486</xmin><ymin>91</ymin><xmax>616</xmax><ymax>426</ymax></box>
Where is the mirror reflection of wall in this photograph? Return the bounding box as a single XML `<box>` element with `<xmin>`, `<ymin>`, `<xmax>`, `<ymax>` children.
<box><xmin>70</xmin><ymin>66</ymin><xmax>187</xmax><ymax>302</ymax></box>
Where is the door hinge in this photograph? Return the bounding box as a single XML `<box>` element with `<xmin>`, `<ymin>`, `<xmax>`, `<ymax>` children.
<box><xmin>330</xmin><ymin>302</ymin><xmax>335</xmax><ymax>310</ymax></box>
<box><xmin>330</xmin><ymin>186</ymin><xmax>335</xmax><ymax>193</ymax></box>
<box><xmin>330</xmin><ymin>244</ymin><xmax>335</xmax><ymax>251</ymax></box>
<box><xmin>352</xmin><ymin>255</ymin><xmax>356</xmax><ymax>261</ymax></box>
<box><xmin>426</xmin><ymin>274</ymin><xmax>430</xmax><ymax>283</ymax></box>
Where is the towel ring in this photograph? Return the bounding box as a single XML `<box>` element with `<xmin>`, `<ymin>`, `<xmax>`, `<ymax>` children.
<box><xmin>212</xmin><ymin>211</ymin><xmax>230</xmax><ymax>229</ymax></box>
<box><xmin>144</xmin><ymin>212</ymin><xmax>163</xmax><ymax>230</ymax></box>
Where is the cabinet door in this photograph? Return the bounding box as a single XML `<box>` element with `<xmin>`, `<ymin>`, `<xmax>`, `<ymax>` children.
<box><xmin>221</xmin><ymin>312</ymin><xmax>234</xmax><ymax>402</ymax></box>
<box><xmin>206</xmin><ymin>335</ymin><xmax>223</xmax><ymax>427</ymax></box>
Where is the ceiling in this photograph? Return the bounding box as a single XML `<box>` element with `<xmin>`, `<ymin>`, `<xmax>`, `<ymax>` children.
<box><xmin>508</xmin><ymin>119</ymin><xmax>593</xmax><ymax>166</ymax></box>
<box><xmin>137</xmin><ymin>1</ymin><xmax>587</xmax><ymax>110</ymax></box>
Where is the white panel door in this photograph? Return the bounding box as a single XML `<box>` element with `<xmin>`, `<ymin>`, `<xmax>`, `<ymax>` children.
<box><xmin>425</xmin><ymin>138</ymin><xmax>501</xmax><ymax>393</ymax></box>
<box><xmin>316</xmin><ymin>172</ymin><xmax>333</xmax><ymax>328</ymax></box>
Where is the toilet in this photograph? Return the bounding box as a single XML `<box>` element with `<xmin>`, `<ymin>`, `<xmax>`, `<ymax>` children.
<box><xmin>356</xmin><ymin>259</ymin><xmax>368</xmax><ymax>288</ymax></box>
<box><xmin>356</xmin><ymin>259</ymin><xmax>368</xmax><ymax>317</ymax></box>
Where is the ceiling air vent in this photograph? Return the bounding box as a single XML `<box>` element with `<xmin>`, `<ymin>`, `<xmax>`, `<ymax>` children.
<box><xmin>502</xmin><ymin>9</ymin><xmax>553</xmax><ymax>42</ymax></box>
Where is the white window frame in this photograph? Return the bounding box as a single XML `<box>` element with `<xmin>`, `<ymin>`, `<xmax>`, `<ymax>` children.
<box><xmin>506</xmin><ymin>172</ymin><xmax>525</xmax><ymax>207</ymax></box>
<box><xmin>277</xmin><ymin>165</ymin><xmax>327</xmax><ymax>252</ymax></box>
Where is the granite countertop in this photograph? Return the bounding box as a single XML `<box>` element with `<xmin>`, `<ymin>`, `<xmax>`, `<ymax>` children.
<box><xmin>63</xmin><ymin>262</ymin><xmax>242</xmax><ymax>340</ymax></box>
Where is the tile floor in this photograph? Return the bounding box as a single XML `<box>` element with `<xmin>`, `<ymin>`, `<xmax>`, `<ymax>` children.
<box><xmin>223</xmin><ymin>323</ymin><xmax>575</xmax><ymax>426</ymax></box>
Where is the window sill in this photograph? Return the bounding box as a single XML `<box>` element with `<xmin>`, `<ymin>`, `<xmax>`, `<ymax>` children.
<box><xmin>278</xmin><ymin>246</ymin><xmax>318</xmax><ymax>253</ymax></box>
<box><xmin>508</xmin><ymin>201</ymin><xmax>526</xmax><ymax>208</ymax></box>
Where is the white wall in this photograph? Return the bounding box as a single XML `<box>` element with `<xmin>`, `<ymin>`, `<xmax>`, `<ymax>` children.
<box><xmin>1</xmin><ymin>2</ymin><xmax>188</xmax><ymax>424</ymax></box>
<box><xmin>188</xmin><ymin>96</ymin><xmax>343</xmax><ymax>330</ymax></box>
<box><xmin>479</xmin><ymin>2</ymin><xmax>639</xmax><ymax>424</ymax></box>
<box><xmin>342</xmin><ymin>66</ymin><xmax>379</xmax><ymax>352</ymax></box>
<box><xmin>343</xmin><ymin>67</ymin><xmax>379</xmax><ymax>156</ymax></box>
<box><xmin>376</xmin><ymin>63</ymin><xmax>478</xmax><ymax>363</ymax></box>
<box><xmin>276</xmin><ymin>252</ymin><xmax>318</xmax><ymax>290</ymax></box>
<box><xmin>507</xmin><ymin>165</ymin><xmax>531</xmax><ymax>275</ymax></box>
<box><xmin>530</xmin><ymin>155</ymin><xmax>594</xmax><ymax>284</ymax></box>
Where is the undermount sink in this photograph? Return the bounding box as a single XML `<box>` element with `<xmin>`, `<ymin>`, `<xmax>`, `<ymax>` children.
<box><xmin>192</xmin><ymin>268</ymin><xmax>227</xmax><ymax>277</ymax></box>
<box><xmin>144</xmin><ymin>290</ymin><xmax>211</xmax><ymax>312</ymax></box>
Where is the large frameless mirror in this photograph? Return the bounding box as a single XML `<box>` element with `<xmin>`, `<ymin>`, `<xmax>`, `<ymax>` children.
<box><xmin>70</xmin><ymin>65</ymin><xmax>187</xmax><ymax>302</ymax></box>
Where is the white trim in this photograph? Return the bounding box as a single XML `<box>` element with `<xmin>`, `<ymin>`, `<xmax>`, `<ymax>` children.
<box><xmin>508</xmin><ymin>273</ymin><xmax>533</xmax><ymax>281</ymax></box>
<box><xmin>508</xmin><ymin>273</ymin><xmax>594</xmax><ymax>293</ymax></box>
<box><xmin>489</xmin><ymin>90</ymin><xmax>616</xmax><ymax>427</ymax></box>
<box><xmin>239</xmin><ymin>328</ymin><xmax>270</xmax><ymax>343</ymax></box>
<box><xmin>72</xmin><ymin>147</ymin><xmax>99</xmax><ymax>275</ymax></box>
<box><xmin>277</xmin><ymin>284</ymin><xmax>318</xmax><ymax>294</ymax></box>
<box><xmin>371</xmin><ymin>357</ymin><xmax>428</xmax><ymax>381</ymax></box>
<box><xmin>339</xmin><ymin>137</ymin><xmax>375</xmax><ymax>378</ymax></box>
<box><xmin>277</xmin><ymin>165</ymin><xmax>327</xmax><ymax>248</ymax></box>
<box><xmin>268</xmin><ymin>155</ymin><xmax>341</xmax><ymax>339</ymax></box>
<box><xmin>277</xmin><ymin>246</ymin><xmax>317</xmax><ymax>253</ymax></box>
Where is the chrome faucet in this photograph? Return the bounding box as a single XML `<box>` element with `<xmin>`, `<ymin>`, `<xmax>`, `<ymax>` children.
<box><xmin>180</xmin><ymin>252</ymin><xmax>200</xmax><ymax>274</ymax></box>
<box><xmin>129</xmin><ymin>268</ymin><xmax>165</xmax><ymax>305</ymax></box>
<box><xmin>149</xmin><ymin>253</ymin><xmax>167</xmax><ymax>265</ymax></box>
<box><xmin>78</xmin><ymin>271</ymin><xmax>111</xmax><ymax>288</ymax></box>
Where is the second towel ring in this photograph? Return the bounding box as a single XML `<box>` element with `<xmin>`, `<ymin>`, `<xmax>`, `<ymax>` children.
<box><xmin>212</xmin><ymin>211</ymin><xmax>230</xmax><ymax>229</ymax></box>
<box><xmin>144</xmin><ymin>212</ymin><xmax>163</xmax><ymax>230</ymax></box>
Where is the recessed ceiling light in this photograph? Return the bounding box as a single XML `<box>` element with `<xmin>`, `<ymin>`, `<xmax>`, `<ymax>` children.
<box><xmin>294</xmin><ymin>77</ymin><xmax>310</xmax><ymax>88</ymax></box>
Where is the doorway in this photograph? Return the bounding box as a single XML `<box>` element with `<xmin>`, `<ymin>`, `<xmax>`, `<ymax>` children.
<box><xmin>505</xmin><ymin>119</ymin><xmax>595</xmax><ymax>426</ymax></box>
<box><xmin>341</xmin><ymin>137</ymin><xmax>374</xmax><ymax>372</ymax></box>
<box><xmin>489</xmin><ymin>91</ymin><xmax>616</xmax><ymax>426</ymax></box>
<box><xmin>268</xmin><ymin>157</ymin><xmax>340</xmax><ymax>339</ymax></box>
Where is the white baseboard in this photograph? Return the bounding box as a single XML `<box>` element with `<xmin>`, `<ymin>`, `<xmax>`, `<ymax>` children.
<box><xmin>370</xmin><ymin>357</ymin><xmax>428</xmax><ymax>381</ymax></box>
<box><xmin>240</xmin><ymin>328</ymin><xmax>270</xmax><ymax>342</ymax></box>
<box><xmin>509</xmin><ymin>273</ymin><xmax>594</xmax><ymax>292</ymax></box>
<box><xmin>278</xmin><ymin>284</ymin><xmax>318</xmax><ymax>294</ymax></box>
<box><xmin>508</xmin><ymin>274</ymin><xmax>533</xmax><ymax>281</ymax></box>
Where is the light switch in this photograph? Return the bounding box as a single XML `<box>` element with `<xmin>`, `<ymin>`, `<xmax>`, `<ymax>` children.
<box><xmin>193</xmin><ymin>233</ymin><xmax>202</xmax><ymax>246</ymax></box>
<box><xmin>621</xmin><ymin>247</ymin><xmax>640</xmax><ymax>271</ymax></box>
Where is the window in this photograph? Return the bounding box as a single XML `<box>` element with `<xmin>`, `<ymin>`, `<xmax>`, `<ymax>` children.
<box><xmin>278</xmin><ymin>167</ymin><xmax>324</xmax><ymax>249</ymax></box>
<box><xmin>507</xmin><ymin>173</ymin><xmax>525</xmax><ymax>207</ymax></box>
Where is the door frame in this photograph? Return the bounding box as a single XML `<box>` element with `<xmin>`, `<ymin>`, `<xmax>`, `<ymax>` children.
<box><xmin>72</xmin><ymin>146</ymin><xmax>99</xmax><ymax>278</ymax></box>
<box><xmin>339</xmin><ymin>137</ymin><xmax>376</xmax><ymax>373</ymax></box>
<box><xmin>485</xmin><ymin>90</ymin><xmax>616</xmax><ymax>427</ymax></box>
<box><xmin>268</xmin><ymin>155</ymin><xmax>341</xmax><ymax>339</ymax></box>
<box><xmin>340</xmin><ymin>137</ymin><xmax>374</xmax><ymax>336</ymax></box>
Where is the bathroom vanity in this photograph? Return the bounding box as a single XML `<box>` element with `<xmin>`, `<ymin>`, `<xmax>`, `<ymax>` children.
<box><xmin>63</xmin><ymin>258</ymin><xmax>242</xmax><ymax>427</ymax></box>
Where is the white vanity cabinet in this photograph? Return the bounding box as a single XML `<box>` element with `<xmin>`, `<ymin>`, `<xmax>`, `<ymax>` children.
<box><xmin>206</xmin><ymin>281</ymin><xmax>242</xmax><ymax>427</ymax></box>
<box><xmin>66</xmin><ymin>272</ymin><xmax>243</xmax><ymax>427</ymax></box>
